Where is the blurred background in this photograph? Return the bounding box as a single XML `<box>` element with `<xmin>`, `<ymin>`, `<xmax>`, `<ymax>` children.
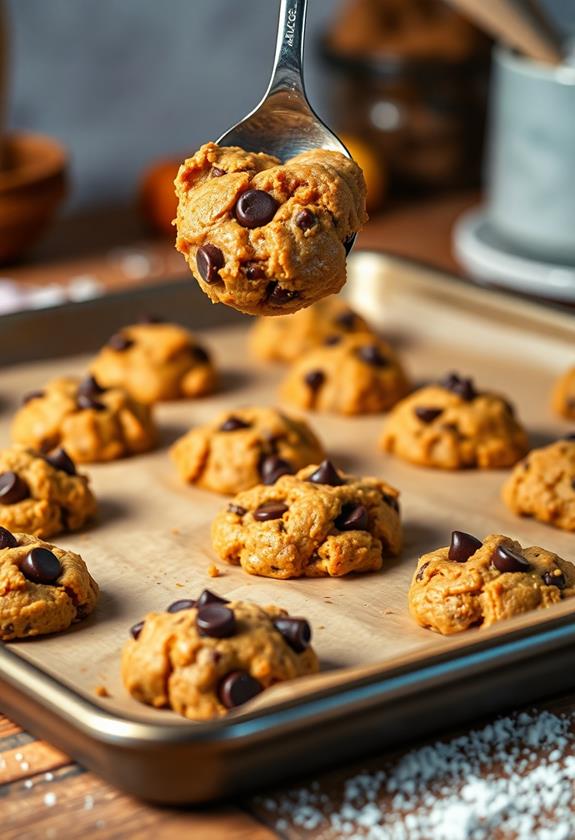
<box><xmin>1</xmin><ymin>0</ymin><xmax>575</xmax><ymax>310</ymax></box>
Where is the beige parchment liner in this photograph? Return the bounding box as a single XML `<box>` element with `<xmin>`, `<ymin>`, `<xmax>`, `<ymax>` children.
<box><xmin>1</xmin><ymin>255</ymin><xmax>575</xmax><ymax>726</ymax></box>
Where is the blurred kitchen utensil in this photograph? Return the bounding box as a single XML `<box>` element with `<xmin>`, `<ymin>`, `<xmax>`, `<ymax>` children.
<box><xmin>217</xmin><ymin>0</ymin><xmax>356</xmax><ymax>252</ymax></box>
<box><xmin>445</xmin><ymin>0</ymin><xmax>563</xmax><ymax>64</ymax></box>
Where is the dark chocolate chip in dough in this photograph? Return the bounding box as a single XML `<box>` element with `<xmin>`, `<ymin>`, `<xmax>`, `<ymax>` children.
<box><xmin>448</xmin><ymin>531</ymin><xmax>482</xmax><ymax>564</ymax></box>
<box><xmin>197</xmin><ymin>589</ymin><xmax>229</xmax><ymax>607</ymax></box>
<box><xmin>0</xmin><ymin>472</ymin><xmax>29</xmax><ymax>505</ymax></box>
<box><xmin>416</xmin><ymin>561</ymin><xmax>430</xmax><ymax>581</ymax></box>
<box><xmin>0</xmin><ymin>526</ymin><xmax>18</xmax><ymax>549</ymax></box>
<box><xmin>130</xmin><ymin>620</ymin><xmax>145</xmax><ymax>640</ymax></box>
<box><xmin>20</xmin><ymin>547</ymin><xmax>62</xmax><ymax>584</ymax></box>
<box><xmin>295</xmin><ymin>209</ymin><xmax>317</xmax><ymax>231</ymax></box>
<box><xmin>245</xmin><ymin>263</ymin><xmax>266</xmax><ymax>280</ymax></box>
<box><xmin>260</xmin><ymin>455</ymin><xmax>293</xmax><ymax>485</ymax></box>
<box><xmin>441</xmin><ymin>372</ymin><xmax>477</xmax><ymax>402</ymax></box>
<box><xmin>307</xmin><ymin>460</ymin><xmax>344</xmax><ymax>487</ymax></box>
<box><xmin>235</xmin><ymin>189</ymin><xmax>279</xmax><ymax>229</ymax></box>
<box><xmin>265</xmin><ymin>282</ymin><xmax>300</xmax><ymax>306</ymax></box>
<box><xmin>253</xmin><ymin>502</ymin><xmax>289</xmax><ymax>521</ymax></box>
<box><xmin>382</xmin><ymin>492</ymin><xmax>400</xmax><ymax>513</ymax></box>
<box><xmin>107</xmin><ymin>333</ymin><xmax>134</xmax><ymax>352</ymax></box>
<box><xmin>167</xmin><ymin>599</ymin><xmax>196</xmax><ymax>613</ymax></box>
<box><xmin>196</xmin><ymin>604</ymin><xmax>236</xmax><ymax>638</ymax></box>
<box><xmin>219</xmin><ymin>415</ymin><xmax>251</xmax><ymax>432</ymax></box>
<box><xmin>493</xmin><ymin>544</ymin><xmax>531</xmax><ymax>573</ymax></box>
<box><xmin>196</xmin><ymin>244</ymin><xmax>225</xmax><ymax>285</ymax></box>
<box><xmin>414</xmin><ymin>406</ymin><xmax>443</xmax><ymax>424</ymax></box>
<box><xmin>335</xmin><ymin>503</ymin><xmax>369</xmax><ymax>531</ymax></box>
<box><xmin>22</xmin><ymin>390</ymin><xmax>45</xmax><ymax>405</ymax></box>
<box><xmin>356</xmin><ymin>345</ymin><xmax>389</xmax><ymax>367</ymax></box>
<box><xmin>218</xmin><ymin>670</ymin><xmax>263</xmax><ymax>709</ymax></box>
<box><xmin>77</xmin><ymin>375</ymin><xmax>105</xmax><ymax>398</ymax></box>
<box><xmin>211</xmin><ymin>166</ymin><xmax>226</xmax><ymax>177</ymax></box>
<box><xmin>227</xmin><ymin>503</ymin><xmax>247</xmax><ymax>516</ymax></box>
<box><xmin>273</xmin><ymin>617</ymin><xmax>312</xmax><ymax>653</ymax></box>
<box><xmin>45</xmin><ymin>448</ymin><xmax>77</xmax><ymax>477</ymax></box>
<box><xmin>542</xmin><ymin>570</ymin><xmax>566</xmax><ymax>589</ymax></box>
<box><xmin>304</xmin><ymin>370</ymin><xmax>325</xmax><ymax>390</ymax></box>
<box><xmin>335</xmin><ymin>310</ymin><xmax>357</xmax><ymax>330</ymax></box>
<box><xmin>191</xmin><ymin>344</ymin><xmax>210</xmax><ymax>364</ymax></box>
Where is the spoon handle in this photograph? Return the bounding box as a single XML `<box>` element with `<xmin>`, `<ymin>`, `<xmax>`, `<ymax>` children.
<box><xmin>267</xmin><ymin>0</ymin><xmax>308</xmax><ymax>99</ymax></box>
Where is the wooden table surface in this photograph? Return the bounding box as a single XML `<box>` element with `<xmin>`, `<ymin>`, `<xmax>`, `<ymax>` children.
<box><xmin>5</xmin><ymin>191</ymin><xmax>575</xmax><ymax>838</ymax></box>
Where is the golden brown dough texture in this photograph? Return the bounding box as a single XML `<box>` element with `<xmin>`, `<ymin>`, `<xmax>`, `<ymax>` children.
<box><xmin>0</xmin><ymin>532</ymin><xmax>98</xmax><ymax>640</ymax></box>
<box><xmin>249</xmin><ymin>296</ymin><xmax>372</xmax><ymax>363</ymax></box>
<box><xmin>503</xmin><ymin>439</ymin><xmax>575</xmax><ymax>531</ymax></box>
<box><xmin>171</xmin><ymin>406</ymin><xmax>324</xmax><ymax>495</ymax></box>
<box><xmin>280</xmin><ymin>333</ymin><xmax>409</xmax><ymax>415</ymax></box>
<box><xmin>174</xmin><ymin>142</ymin><xmax>368</xmax><ymax>315</ymax></box>
<box><xmin>211</xmin><ymin>462</ymin><xmax>402</xmax><ymax>579</ymax></box>
<box><xmin>122</xmin><ymin>599</ymin><xmax>318</xmax><ymax>720</ymax></box>
<box><xmin>11</xmin><ymin>376</ymin><xmax>156</xmax><ymax>463</ymax></box>
<box><xmin>0</xmin><ymin>444</ymin><xmax>96</xmax><ymax>538</ymax></box>
<box><xmin>90</xmin><ymin>321</ymin><xmax>216</xmax><ymax>404</ymax></box>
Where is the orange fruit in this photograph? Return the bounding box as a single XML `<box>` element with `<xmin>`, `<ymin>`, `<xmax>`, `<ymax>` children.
<box><xmin>340</xmin><ymin>134</ymin><xmax>387</xmax><ymax>213</ymax></box>
<box><xmin>138</xmin><ymin>158</ymin><xmax>181</xmax><ymax>237</ymax></box>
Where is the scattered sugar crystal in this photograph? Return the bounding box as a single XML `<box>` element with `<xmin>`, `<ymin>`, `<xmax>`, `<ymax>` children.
<box><xmin>24</xmin><ymin>779</ymin><xmax>33</xmax><ymax>789</ymax></box>
<box><xmin>43</xmin><ymin>792</ymin><xmax>57</xmax><ymax>808</ymax></box>
<box><xmin>84</xmin><ymin>795</ymin><xmax>94</xmax><ymax>810</ymax></box>
<box><xmin>45</xmin><ymin>772</ymin><xmax>54</xmax><ymax>782</ymax></box>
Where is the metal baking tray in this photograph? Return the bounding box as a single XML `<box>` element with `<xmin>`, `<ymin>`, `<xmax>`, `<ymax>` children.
<box><xmin>1</xmin><ymin>252</ymin><xmax>575</xmax><ymax>804</ymax></box>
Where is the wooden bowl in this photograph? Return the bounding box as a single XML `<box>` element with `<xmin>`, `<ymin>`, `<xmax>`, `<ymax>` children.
<box><xmin>0</xmin><ymin>132</ymin><xmax>68</xmax><ymax>264</ymax></box>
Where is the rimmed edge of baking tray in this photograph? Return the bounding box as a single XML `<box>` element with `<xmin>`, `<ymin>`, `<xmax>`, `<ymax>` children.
<box><xmin>1</xmin><ymin>252</ymin><xmax>575</xmax><ymax>804</ymax></box>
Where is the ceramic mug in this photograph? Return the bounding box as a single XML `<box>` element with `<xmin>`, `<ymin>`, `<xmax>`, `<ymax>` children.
<box><xmin>486</xmin><ymin>47</ymin><xmax>575</xmax><ymax>263</ymax></box>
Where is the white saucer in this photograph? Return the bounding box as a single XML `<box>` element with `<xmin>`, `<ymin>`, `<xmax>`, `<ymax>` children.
<box><xmin>453</xmin><ymin>208</ymin><xmax>575</xmax><ymax>302</ymax></box>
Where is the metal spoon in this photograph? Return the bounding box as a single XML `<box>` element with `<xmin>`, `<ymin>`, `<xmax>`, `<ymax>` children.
<box><xmin>217</xmin><ymin>0</ymin><xmax>356</xmax><ymax>253</ymax></box>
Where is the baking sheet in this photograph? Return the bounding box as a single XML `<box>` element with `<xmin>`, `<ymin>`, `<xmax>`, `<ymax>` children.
<box><xmin>1</xmin><ymin>254</ymin><xmax>575</xmax><ymax>727</ymax></box>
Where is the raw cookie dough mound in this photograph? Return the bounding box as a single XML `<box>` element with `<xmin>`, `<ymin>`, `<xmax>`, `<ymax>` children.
<box><xmin>171</xmin><ymin>406</ymin><xmax>324</xmax><ymax>495</ymax></box>
<box><xmin>0</xmin><ymin>529</ymin><xmax>99</xmax><ymax>640</ymax></box>
<box><xmin>280</xmin><ymin>333</ymin><xmax>409</xmax><ymax>415</ymax></box>
<box><xmin>380</xmin><ymin>372</ymin><xmax>528</xmax><ymax>469</ymax></box>
<box><xmin>552</xmin><ymin>366</ymin><xmax>575</xmax><ymax>420</ymax></box>
<box><xmin>0</xmin><ymin>444</ymin><xmax>96</xmax><ymax>538</ymax></box>
<box><xmin>409</xmin><ymin>531</ymin><xmax>575</xmax><ymax>635</ymax></box>
<box><xmin>212</xmin><ymin>460</ymin><xmax>402</xmax><ymax>579</ymax></box>
<box><xmin>11</xmin><ymin>375</ymin><xmax>156</xmax><ymax>463</ymax></box>
<box><xmin>121</xmin><ymin>590</ymin><xmax>318</xmax><ymax>720</ymax></box>
<box><xmin>249</xmin><ymin>296</ymin><xmax>372</xmax><ymax>363</ymax></box>
<box><xmin>503</xmin><ymin>438</ymin><xmax>575</xmax><ymax>531</ymax></box>
<box><xmin>174</xmin><ymin>142</ymin><xmax>368</xmax><ymax>316</ymax></box>
<box><xmin>90</xmin><ymin>317</ymin><xmax>216</xmax><ymax>404</ymax></box>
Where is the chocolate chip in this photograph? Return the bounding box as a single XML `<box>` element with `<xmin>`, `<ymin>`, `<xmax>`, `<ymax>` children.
<box><xmin>20</xmin><ymin>547</ymin><xmax>62</xmax><ymax>584</ymax></box>
<box><xmin>448</xmin><ymin>531</ymin><xmax>482</xmax><ymax>563</ymax></box>
<box><xmin>218</xmin><ymin>670</ymin><xmax>263</xmax><ymax>709</ymax></box>
<box><xmin>414</xmin><ymin>406</ymin><xmax>443</xmax><ymax>424</ymax></box>
<box><xmin>335</xmin><ymin>310</ymin><xmax>357</xmax><ymax>330</ymax></box>
<box><xmin>382</xmin><ymin>492</ymin><xmax>400</xmax><ymax>512</ymax></box>
<box><xmin>22</xmin><ymin>390</ymin><xmax>44</xmax><ymax>405</ymax></box>
<box><xmin>0</xmin><ymin>472</ymin><xmax>29</xmax><ymax>505</ymax></box>
<box><xmin>324</xmin><ymin>335</ymin><xmax>342</xmax><ymax>346</ymax></box>
<box><xmin>542</xmin><ymin>570</ymin><xmax>567</xmax><ymax>589</ymax></box>
<box><xmin>273</xmin><ymin>617</ymin><xmax>312</xmax><ymax>653</ymax></box>
<box><xmin>307</xmin><ymin>460</ymin><xmax>344</xmax><ymax>487</ymax></box>
<box><xmin>227</xmin><ymin>503</ymin><xmax>247</xmax><ymax>516</ymax></box>
<box><xmin>196</xmin><ymin>244</ymin><xmax>225</xmax><ymax>284</ymax></box>
<box><xmin>235</xmin><ymin>189</ymin><xmax>279</xmax><ymax>229</ymax></box>
<box><xmin>219</xmin><ymin>415</ymin><xmax>251</xmax><ymax>432</ymax></box>
<box><xmin>245</xmin><ymin>263</ymin><xmax>265</xmax><ymax>280</ymax></box>
<box><xmin>191</xmin><ymin>345</ymin><xmax>210</xmax><ymax>364</ymax></box>
<box><xmin>196</xmin><ymin>604</ymin><xmax>236</xmax><ymax>638</ymax></box>
<box><xmin>304</xmin><ymin>370</ymin><xmax>325</xmax><ymax>390</ymax></box>
<box><xmin>77</xmin><ymin>375</ymin><xmax>105</xmax><ymax>398</ymax></box>
<box><xmin>260</xmin><ymin>455</ymin><xmax>293</xmax><ymax>485</ymax></box>
<box><xmin>441</xmin><ymin>372</ymin><xmax>477</xmax><ymax>401</ymax></box>
<box><xmin>265</xmin><ymin>282</ymin><xmax>300</xmax><ymax>306</ymax></box>
<box><xmin>492</xmin><ymin>545</ymin><xmax>531</xmax><ymax>573</ymax></box>
<box><xmin>211</xmin><ymin>166</ymin><xmax>226</xmax><ymax>177</ymax></box>
<box><xmin>107</xmin><ymin>333</ymin><xmax>133</xmax><ymax>352</ymax></box>
<box><xmin>253</xmin><ymin>502</ymin><xmax>289</xmax><ymax>521</ymax></box>
<box><xmin>197</xmin><ymin>589</ymin><xmax>229</xmax><ymax>608</ymax></box>
<box><xmin>356</xmin><ymin>345</ymin><xmax>389</xmax><ymax>367</ymax></box>
<box><xmin>167</xmin><ymin>598</ymin><xmax>196</xmax><ymax>613</ymax></box>
<box><xmin>295</xmin><ymin>209</ymin><xmax>317</xmax><ymax>231</ymax></box>
<box><xmin>416</xmin><ymin>561</ymin><xmax>430</xmax><ymax>581</ymax></box>
<box><xmin>130</xmin><ymin>620</ymin><xmax>145</xmax><ymax>639</ymax></box>
<box><xmin>0</xmin><ymin>527</ymin><xmax>18</xmax><ymax>549</ymax></box>
<box><xmin>335</xmin><ymin>503</ymin><xmax>369</xmax><ymax>531</ymax></box>
<box><xmin>44</xmin><ymin>448</ymin><xmax>76</xmax><ymax>476</ymax></box>
<box><xmin>77</xmin><ymin>393</ymin><xmax>106</xmax><ymax>411</ymax></box>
